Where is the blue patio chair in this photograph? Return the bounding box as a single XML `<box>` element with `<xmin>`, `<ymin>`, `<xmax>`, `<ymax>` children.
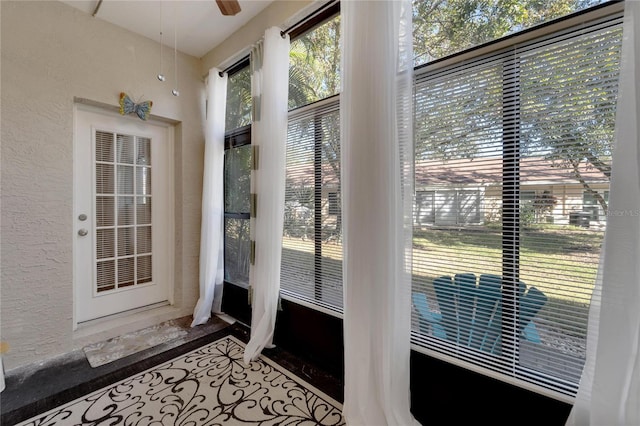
<box><xmin>412</xmin><ymin>273</ymin><xmax>547</xmax><ymax>354</ymax></box>
<box><xmin>411</xmin><ymin>292</ymin><xmax>445</xmax><ymax>339</ymax></box>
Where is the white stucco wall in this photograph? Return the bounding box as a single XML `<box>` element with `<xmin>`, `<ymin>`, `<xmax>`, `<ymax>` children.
<box><xmin>1</xmin><ymin>0</ymin><xmax>205</xmax><ymax>370</ymax></box>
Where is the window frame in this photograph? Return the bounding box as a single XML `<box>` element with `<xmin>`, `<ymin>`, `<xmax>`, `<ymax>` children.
<box><xmin>219</xmin><ymin>0</ymin><xmax>624</xmax><ymax>403</ymax></box>
<box><xmin>223</xmin><ymin>123</ymin><xmax>252</xmax><ymax>288</ymax></box>
<box><xmin>281</xmin><ymin>94</ymin><xmax>343</xmax><ymax>315</ymax></box>
<box><xmin>279</xmin><ymin>5</ymin><xmax>343</xmax><ymax>314</ymax></box>
<box><xmin>410</xmin><ymin>2</ymin><xmax>624</xmax><ymax>402</ymax></box>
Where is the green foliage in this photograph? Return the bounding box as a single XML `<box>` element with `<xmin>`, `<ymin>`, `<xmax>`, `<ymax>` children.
<box><xmin>224</xmin><ymin>145</ymin><xmax>252</xmax><ymax>285</ymax></box>
<box><xmin>225</xmin><ymin>218</ymin><xmax>251</xmax><ymax>286</ymax></box>
<box><xmin>285</xmin><ymin>17</ymin><xmax>343</xmax><ymax>240</ymax></box>
<box><xmin>288</xmin><ymin>15</ymin><xmax>341</xmax><ymax>110</ymax></box>
<box><xmin>533</xmin><ymin>191</ymin><xmax>557</xmax><ymax>220</ymax></box>
<box><xmin>284</xmin><ymin>179</ymin><xmax>314</xmax><ymax>239</ymax></box>
<box><xmin>519</xmin><ymin>24</ymin><xmax>621</xmax><ymax>213</ymax></box>
<box><xmin>412</xmin><ymin>0</ymin><xmax>606</xmax><ymax>65</ymax></box>
<box><xmin>224</xmin><ymin>145</ymin><xmax>251</xmax><ymax>213</ymax></box>
<box><xmin>413</xmin><ymin>0</ymin><xmax>619</xmax><ymax>213</ymax></box>
<box><xmin>520</xmin><ymin>202</ymin><xmax>537</xmax><ymax>227</ymax></box>
<box><xmin>223</xmin><ymin>15</ymin><xmax>341</xmax><ymax>126</ymax></box>
<box><xmin>225</xmin><ymin>67</ymin><xmax>252</xmax><ymax>131</ymax></box>
<box><xmin>414</xmin><ymin>62</ymin><xmax>503</xmax><ymax>161</ymax></box>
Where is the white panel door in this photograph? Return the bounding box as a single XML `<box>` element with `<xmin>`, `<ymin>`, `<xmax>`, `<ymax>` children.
<box><xmin>74</xmin><ymin>107</ymin><xmax>173</xmax><ymax>323</ymax></box>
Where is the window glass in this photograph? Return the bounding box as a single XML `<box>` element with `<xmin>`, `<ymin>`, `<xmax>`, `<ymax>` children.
<box><xmin>415</xmin><ymin>191</ymin><xmax>435</xmax><ymax>225</ymax></box>
<box><xmin>225</xmin><ymin>217</ymin><xmax>251</xmax><ymax>287</ymax></box>
<box><xmin>224</xmin><ymin>62</ymin><xmax>251</xmax><ymax>288</ymax></box>
<box><xmin>225</xmin><ymin>66</ymin><xmax>252</xmax><ymax>131</ymax></box>
<box><xmin>281</xmin><ymin>11</ymin><xmax>343</xmax><ymax>310</ymax></box>
<box><xmin>413</xmin><ymin>0</ymin><xmax>609</xmax><ymax>66</ymax></box>
<box><xmin>411</xmin><ymin>11</ymin><xmax>622</xmax><ymax>396</ymax></box>
<box><xmin>516</xmin><ymin>21</ymin><xmax>619</xmax><ymax>387</ymax></box>
<box><xmin>281</xmin><ymin>99</ymin><xmax>342</xmax><ymax>310</ymax></box>
<box><xmin>224</xmin><ymin>145</ymin><xmax>251</xmax><ymax>213</ymax></box>
<box><xmin>583</xmin><ymin>190</ymin><xmax>609</xmax><ymax>221</ymax></box>
<box><xmin>328</xmin><ymin>192</ymin><xmax>340</xmax><ymax>216</ymax></box>
<box><xmin>224</xmin><ymin>139</ymin><xmax>252</xmax><ymax>288</ymax></box>
<box><xmin>289</xmin><ymin>15</ymin><xmax>341</xmax><ymax>110</ymax></box>
<box><xmin>224</xmin><ymin>118</ymin><xmax>252</xmax><ymax>287</ymax></box>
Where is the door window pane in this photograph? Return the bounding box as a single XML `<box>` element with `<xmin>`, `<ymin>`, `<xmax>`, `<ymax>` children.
<box><xmin>117</xmin><ymin>165</ymin><xmax>134</xmax><ymax>194</ymax></box>
<box><xmin>96</xmin><ymin>260</ymin><xmax>115</xmax><ymax>292</ymax></box>
<box><xmin>117</xmin><ymin>134</ymin><xmax>134</xmax><ymax>163</ymax></box>
<box><xmin>95</xmin><ymin>132</ymin><xmax>155</xmax><ymax>292</ymax></box>
<box><xmin>137</xmin><ymin>255</ymin><xmax>152</xmax><ymax>284</ymax></box>
<box><xmin>137</xmin><ymin>226</ymin><xmax>152</xmax><ymax>254</ymax></box>
<box><xmin>137</xmin><ymin>197</ymin><xmax>152</xmax><ymax>225</ymax></box>
<box><xmin>136</xmin><ymin>166</ymin><xmax>151</xmax><ymax>195</ymax></box>
<box><xmin>136</xmin><ymin>137</ymin><xmax>151</xmax><ymax>165</ymax></box>
<box><xmin>117</xmin><ymin>227</ymin><xmax>134</xmax><ymax>257</ymax></box>
<box><xmin>117</xmin><ymin>196</ymin><xmax>135</xmax><ymax>226</ymax></box>
<box><xmin>96</xmin><ymin>196</ymin><xmax>115</xmax><ymax>227</ymax></box>
<box><xmin>117</xmin><ymin>257</ymin><xmax>135</xmax><ymax>287</ymax></box>
<box><xmin>96</xmin><ymin>131</ymin><xmax>114</xmax><ymax>162</ymax></box>
<box><xmin>96</xmin><ymin>229</ymin><xmax>115</xmax><ymax>259</ymax></box>
<box><xmin>96</xmin><ymin>164</ymin><xmax>114</xmax><ymax>194</ymax></box>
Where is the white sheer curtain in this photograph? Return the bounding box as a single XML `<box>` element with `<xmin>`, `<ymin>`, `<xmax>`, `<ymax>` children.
<box><xmin>243</xmin><ymin>27</ymin><xmax>290</xmax><ymax>363</ymax></box>
<box><xmin>340</xmin><ymin>1</ymin><xmax>418</xmax><ymax>424</ymax></box>
<box><xmin>191</xmin><ymin>68</ymin><xmax>227</xmax><ymax>327</ymax></box>
<box><xmin>567</xmin><ymin>2</ymin><xmax>640</xmax><ymax>424</ymax></box>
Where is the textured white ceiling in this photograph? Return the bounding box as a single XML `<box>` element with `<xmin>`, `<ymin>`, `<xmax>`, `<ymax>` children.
<box><xmin>60</xmin><ymin>0</ymin><xmax>274</xmax><ymax>58</ymax></box>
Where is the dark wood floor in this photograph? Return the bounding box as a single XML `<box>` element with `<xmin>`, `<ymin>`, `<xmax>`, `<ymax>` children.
<box><xmin>0</xmin><ymin>317</ymin><xmax>344</xmax><ymax>425</ymax></box>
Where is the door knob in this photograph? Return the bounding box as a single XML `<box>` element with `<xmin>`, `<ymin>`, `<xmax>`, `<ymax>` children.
<box><xmin>78</xmin><ymin>229</ymin><xmax>88</xmax><ymax>237</ymax></box>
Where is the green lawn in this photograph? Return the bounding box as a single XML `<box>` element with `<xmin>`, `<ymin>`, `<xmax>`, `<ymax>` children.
<box><xmin>282</xmin><ymin>224</ymin><xmax>604</xmax><ymax>337</ymax></box>
<box><xmin>412</xmin><ymin>224</ymin><xmax>604</xmax><ymax>336</ymax></box>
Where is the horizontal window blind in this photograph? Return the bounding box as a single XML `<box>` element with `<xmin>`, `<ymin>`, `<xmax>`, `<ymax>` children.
<box><xmin>411</xmin><ymin>14</ymin><xmax>622</xmax><ymax>396</ymax></box>
<box><xmin>95</xmin><ymin>131</ymin><xmax>153</xmax><ymax>293</ymax></box>
<box><xmin>281</xmin><ymin>97</ymin><xmax>343</xmax><ymax>312</ymax></box>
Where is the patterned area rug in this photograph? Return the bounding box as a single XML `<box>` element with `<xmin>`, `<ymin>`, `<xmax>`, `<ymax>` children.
<box><xmin>17</xmin><ymin>336</ymin><xmax>345</xmax><ymax>425</ymax></box>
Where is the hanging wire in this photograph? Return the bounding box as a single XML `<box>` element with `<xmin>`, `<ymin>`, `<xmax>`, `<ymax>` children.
<box><xmin>157</xmin><ymin>1</ymin><xmax>165</xmax><ymax>82</ymax></box>
<box><xmin>172</xmin><ymin>4</ymin><xmax>179</xmax><ymax>96</ymax></box>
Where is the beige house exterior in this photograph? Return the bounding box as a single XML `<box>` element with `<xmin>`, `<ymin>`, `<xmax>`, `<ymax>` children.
<box><xmin>414</xmin><ymin>156</ymin><xmax>610</xmax><ymax>228</ymax></box>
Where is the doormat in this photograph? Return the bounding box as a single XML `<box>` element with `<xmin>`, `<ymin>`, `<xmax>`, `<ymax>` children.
<box><xmin>19</xmin><ymin>336</ymin><xmax>345</xmax><ymax>425</ymax></box>
<box><xmin>82</xmin><ymin>318</ymin><xmax>189</xmax><ymax>368</ymax></box>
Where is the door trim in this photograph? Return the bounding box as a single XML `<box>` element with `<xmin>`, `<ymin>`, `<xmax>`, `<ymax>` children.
<box><xmin>72</xmin><ymin>102</ymin><xmax>175</xmax><ymax>330</ymax></box>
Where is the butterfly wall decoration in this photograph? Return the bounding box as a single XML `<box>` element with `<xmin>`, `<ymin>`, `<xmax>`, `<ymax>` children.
<box><xmin>119</xmin><ymin>92</ymin><xmax>153</xmax><ymax>121</ymax></box>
